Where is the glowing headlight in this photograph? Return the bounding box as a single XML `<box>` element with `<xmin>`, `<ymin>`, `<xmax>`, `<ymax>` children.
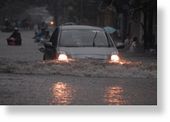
<box><xmin>50</xmin><ymin>21</ymin><xmax>54</xmax><ymax>25</ymax></box>
<box><xmin>58</xmin><ymin>53</ymin><xmax>68</xmax><ymax>62</ymax></box>
<box><xmin>110</xmin><ymin>54</ymin><xmax>120</xmax><ymax>62</ymax></box>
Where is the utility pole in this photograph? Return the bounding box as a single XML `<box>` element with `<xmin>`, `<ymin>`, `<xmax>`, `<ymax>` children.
<box><xmin>80</xmin><ymin>0</ymin><xmax>83</xmax><ymax>24</ymax></box>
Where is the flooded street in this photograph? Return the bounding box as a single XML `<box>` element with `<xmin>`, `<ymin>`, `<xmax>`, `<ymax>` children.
<box><xmin>0</xmin><ymin>31</ymin><xmax>157</xmax><ymax>105</ymax></box>
<box><xmin>0</xmin><ymin>73</ymin><xmax>157</xmax><ymax>105</ymax></box>
<box><xmin>0</xmin><ymin>1</ymin><xmax>160</xmax><ymax>122</ymax></box>
<box><xmin>0</xmin><ymin>31</ymin><xmax>42</xmax><ymax>61</ymax></box>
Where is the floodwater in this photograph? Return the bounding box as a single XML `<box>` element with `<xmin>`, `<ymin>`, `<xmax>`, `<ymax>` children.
<box><xmin>0</xmin><ymin>31</ymin><xmax>157</xmax><ymax>105</ymax></box>
<box><xmin>0</xmin><ymin>31</ymin><xmax>157</xmax><ymax>79</ymax></box>
<box><xmin>0</xmin><ymin>73</ymin><xmax>157</xmax><ymax>105</ymax></box>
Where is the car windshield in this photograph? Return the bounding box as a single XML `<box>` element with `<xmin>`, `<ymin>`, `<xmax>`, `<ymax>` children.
<box><xmin>59</xmin><ymin>29</ymin><xmax>114</xmax><ymax>47</ymax></box>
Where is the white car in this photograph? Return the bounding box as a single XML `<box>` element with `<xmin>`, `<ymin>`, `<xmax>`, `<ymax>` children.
<box><xmin>39</xmin><ymin>25</ymin><xmax>120</xmax><ymax>63</ymax></box>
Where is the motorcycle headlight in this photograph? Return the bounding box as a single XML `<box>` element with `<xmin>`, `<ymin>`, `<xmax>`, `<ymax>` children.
<box><xmin>50</xmin><ymin>21</ymin><xmax>54</xmax><ymax>25</ymax></box>
<box><xmin>110</xmin><ymin>54</ymin><xmax>120</xmax><ymax>63</ymax></box>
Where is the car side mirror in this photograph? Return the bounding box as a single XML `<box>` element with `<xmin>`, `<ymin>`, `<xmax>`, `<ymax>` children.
<box><xmin>44</xmin><ymin>42</ymin><xmax>53</xmax><ymax>48</ymax></box>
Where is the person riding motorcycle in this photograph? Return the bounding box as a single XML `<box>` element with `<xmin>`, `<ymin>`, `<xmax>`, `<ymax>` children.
<box><xmin>34</xmin><ymin>28</ymin><xmax>50</xmax><ymax>42</ymax></box>
<box><xmin>7</xmin><ymin>27</ymin><xmax>22</xmax><ymax>45</ymax></box>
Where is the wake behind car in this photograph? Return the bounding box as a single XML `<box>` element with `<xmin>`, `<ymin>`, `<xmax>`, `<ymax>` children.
<box><xmin>39</xmin><ymin>25</ymin><xmax>120</xmax><ymax>63</ymax></box>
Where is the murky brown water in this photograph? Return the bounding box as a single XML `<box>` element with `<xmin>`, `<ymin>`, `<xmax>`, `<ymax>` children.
<box><xmin>49</xmin><ymin>82</ymin><xmax>129</xmax><ymax>105</ymax></box>
<box><xmin>0</xmin><ymin>73</ymin><xmax>157</xmax><ymax>105</ymax></box>
<box><xmin>50</xmin><ymin>82</ymin><xmax>75</xmax><ymax>105</ymax></box>
<box><xmin>0</xmin><ymin>31</ymin><xmax>157</xmax><ymax>105</ymax></box>
<box><xmin>104</xmin><ymin>86</ymin><xmax>127</xmax><ymax>105</ymax></box>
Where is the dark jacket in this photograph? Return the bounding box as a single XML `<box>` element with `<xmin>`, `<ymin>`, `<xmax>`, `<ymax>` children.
<box><xmin>10</xmin><ymin>31</ymin><xmax>22</xmax><ymax>45</ymax></box>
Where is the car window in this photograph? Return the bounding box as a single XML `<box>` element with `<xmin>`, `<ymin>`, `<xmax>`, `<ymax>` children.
<box><xmin>59</xmin><ymin>29</ymin><xmax>113</xmax><ymax>47</ymax></box>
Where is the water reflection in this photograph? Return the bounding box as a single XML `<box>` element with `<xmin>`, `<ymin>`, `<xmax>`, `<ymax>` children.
<box><xmin>50</xmin><ymin>82</ymin><xmax>74</xmax><ymax>105</ymax></box>
<box><xmin>104</xmin><ymin>86</ymin><xmax>127</xmax><ymax>105</ymax></box>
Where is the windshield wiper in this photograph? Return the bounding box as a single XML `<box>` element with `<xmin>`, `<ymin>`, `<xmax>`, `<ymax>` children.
<box><xmin>92</xmin><ymin>32</ymin><xmax>97</xmax><ymax>47</ymax></box>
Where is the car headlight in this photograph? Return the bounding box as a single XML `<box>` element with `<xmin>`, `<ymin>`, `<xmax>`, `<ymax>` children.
<box><xmin>58</xmin><ymin>52</ymin><xmax>68</xmax><ymax>62</ymax></box>
<box><xmin>110</xmin><ymin>54</ymin><xmax>120</xmax><ymax>63</ymax></box>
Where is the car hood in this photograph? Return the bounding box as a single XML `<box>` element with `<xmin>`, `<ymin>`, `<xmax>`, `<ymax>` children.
<box><xmin>58</xmin><ymin>47</ymin><xmax>118</xmax><ymax>59</ymax></box>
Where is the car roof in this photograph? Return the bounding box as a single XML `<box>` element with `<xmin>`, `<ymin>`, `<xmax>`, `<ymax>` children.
<box><xmin>60</xmin><ymin>25</ymin><xmax>104</xmax><ymax>31</ymax></box>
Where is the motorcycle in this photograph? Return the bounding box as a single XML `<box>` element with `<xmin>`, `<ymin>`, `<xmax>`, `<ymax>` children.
<box><xmin>34</xmin><ymin>30</ymin><xmax>50</xmax><ymax>44</ymax></box>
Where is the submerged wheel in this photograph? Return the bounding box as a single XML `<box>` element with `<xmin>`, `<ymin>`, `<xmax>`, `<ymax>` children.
<box><xmin>43</xmin><ymin>51</ymin><xmax>56</xmax><ymax>60</ymax></box>
<box><xmin>43</xmin><ymin>54</ymin><xmax>46</xmax><ymax>60</ymax></box>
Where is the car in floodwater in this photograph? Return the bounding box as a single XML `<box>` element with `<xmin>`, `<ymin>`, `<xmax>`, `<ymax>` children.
<box><xmin>39</xmin><ymin>25</ymin><xmax>120</xmax><ymax>63</ymax></box>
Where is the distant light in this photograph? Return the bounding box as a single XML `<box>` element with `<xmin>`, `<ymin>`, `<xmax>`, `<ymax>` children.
<box><xmin>50</xmin><ymin>21</ymin><xmax>54</xmax><ymax>25</ymax></box>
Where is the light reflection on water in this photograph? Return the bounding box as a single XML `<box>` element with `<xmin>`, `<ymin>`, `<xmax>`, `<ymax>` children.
<box><xmin>104</xmin><ymin>86</ymin><xmax>127</xmax><ymax>105</ymax></box>
<box><xmin>50</xmin><ymin>82</ymin><xmax>74</xmax><ymax>105</ymax></box>
<box><xmin>50</xmin><ymin>82</ymin><xmax>128</xmax><ymax>105</ymax></box>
